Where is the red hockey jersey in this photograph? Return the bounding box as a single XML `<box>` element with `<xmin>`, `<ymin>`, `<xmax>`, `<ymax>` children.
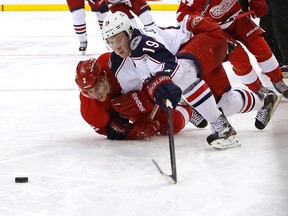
<box><xmin>176</xmin><ymin>0</ymin><xmax>242</xmax><ymax>23</ymax></box>
<box><xmin>79</xmin><ymin>53</ymin><xmax>121</xmax><ymax>136</ymax></box>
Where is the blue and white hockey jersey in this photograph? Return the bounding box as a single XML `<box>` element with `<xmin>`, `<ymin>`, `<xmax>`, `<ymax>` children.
<box><xmin>109</xmin><ymin>21</ymin><xmax>191</xmax><ymax>93</ymax></box>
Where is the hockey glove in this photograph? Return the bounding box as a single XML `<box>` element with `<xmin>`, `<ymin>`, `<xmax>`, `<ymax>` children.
<box><xmin>111</xmin><ymin>90</ymin><xmax>155</xmax><ymax>118</ymax></box>
<box><xmin>249</xmin><ymin>0</ymin><xmax>268</xmax><ymax>18</ymax></box>
<box><xmin>104</xmin><ymin>0</ymin><xmax>121</xmax><ymax>4</ymax></box>
<box><xmin>106</xmin><ymin>115</ymin><xmax>130</xmax><ymax>140</ymax></box>
<box><xmin>122</xmin><ymin>0</ymin><xmax>132</xmax><ymax>7</ymax></box>
<box><xmin>186</xmin><ymin>15</ymin><xmax>220</xmax><ymax>35</ymax></box>
<box><xmin>105</xmin><ymin>0</ymin><xmax>132</xmax><ymax>7</ymax></box>
<box><xmin>127</xmin><ymin>119</ymin><xmax>160</xmax><ymax>140</ymax></box>
<box><xmin>146</xmin><ymin>72</ymin><xmax>182</xmax><ymax>110</ymax></box>
<box><xmin>108</xmin><ymin>2</ymin><xmax>133</xmax><ymax>19</ymax></box>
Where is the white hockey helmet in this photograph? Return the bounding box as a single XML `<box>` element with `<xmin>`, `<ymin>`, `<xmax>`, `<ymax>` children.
<box><xmin>102</xmin><ymin>11</ymin><xmax>133</xmax><ymax>40</ymax></box>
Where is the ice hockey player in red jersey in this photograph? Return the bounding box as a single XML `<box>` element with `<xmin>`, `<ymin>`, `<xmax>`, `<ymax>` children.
<box><xmin>66</xmin><ymin>0</ymin><xmax>109</xmax><ymax>55</ymax></box>
<box><xmin>75</xmin><ymin>52</ymin><xmax>197</xmax><ymax>140</ymax></box>
<box><xmin>176</xmin><ymin>0</ymin><xmax>288</xmax><ymax>99</ymax></box>
<box><xmin>104</xmin><ymin>0</ymin><xmax>155</xmax><ymax>28</ymax></box>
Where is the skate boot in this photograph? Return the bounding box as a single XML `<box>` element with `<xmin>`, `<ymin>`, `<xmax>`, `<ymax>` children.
<box><xmin>272</xmin><ymin>80</ymin><xmax>288</xmax><ymax>99</ymax></box>
<box><xmin>281</xmin><ymin>65</ymin><xmax>288</xmax><ymax>78</ymax></box>
<box><xmin>207</xmin><ymin>114</ymin><xmax>240</xmax><ymax>150</ymax></box>
<box><xmin>255</xmin><ymin>92</ymin><xmax>282</xmax><ymax>130</ymax></box>
<box><xmin>257</xmin><ymin>86</ymin><xmax>274</xmax><ymax>95</ymax></box>
<box><xmin>190</xmin><ymin>108</ymin><xmax>208</xmax><ymax>128</ymax></box>
<box><xmin>79</xmin><ymin>41</ymin><xmax>88</xmax><ymax>55</ymax></box>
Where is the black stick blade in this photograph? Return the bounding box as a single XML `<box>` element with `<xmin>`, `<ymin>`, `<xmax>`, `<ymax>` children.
<box><xmin>152</xmin><ymin>159</ymin><xmax>177</xmax><ymax>184</ymax></box>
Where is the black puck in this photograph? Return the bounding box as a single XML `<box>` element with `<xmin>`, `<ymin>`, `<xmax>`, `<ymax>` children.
<box><xmin>15</xmin><ymin>177</ymin><xmax>29</xmax><ymax>183</ymax></box>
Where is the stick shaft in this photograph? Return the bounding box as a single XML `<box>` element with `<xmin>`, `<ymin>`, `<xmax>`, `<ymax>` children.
<box><xmin>219</xmin><ymin>10</ymin><xmax>255</xmax><ymax>25</ymax></box>
<box><xmin>166</xmin><ymin>101</ymin><xmax>177</xmax><ymax>183</ymax></box>
<box><xmin>149</xmin><ymin>104</ymin><xmax>159</xmax><ymax>119</ymax></box>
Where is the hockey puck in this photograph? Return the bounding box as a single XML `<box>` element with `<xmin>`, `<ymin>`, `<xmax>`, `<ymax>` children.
<box><xmin>15</xmin><ymin>177</ymin><xmax>29</xmax><ymax>183</ymax></box>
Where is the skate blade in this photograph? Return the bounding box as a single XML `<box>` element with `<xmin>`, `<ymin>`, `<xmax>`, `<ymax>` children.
<box><xmin>255</xmin><ymin>94</ymin><xmax>282</xmax><ymax>130</ymax></box>
<box><xmin>270</xmin><ymin>94</ymin><xmax>282</xmax><ymax>118</ymax></box>
<box><xmin>211</xmin><ymin>135</ymin><xmax>241</xmax><ymax>150</ymax></box>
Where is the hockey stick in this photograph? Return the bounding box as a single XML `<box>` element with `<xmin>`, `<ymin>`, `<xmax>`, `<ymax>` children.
<box><xmin>149</xmin><ymin>104</ymin><xmax>159</xmax><ymax>119</ymax></box>
<box><xmin>200</xmin><ymin>0</ymin><xmax>253</xmax><ymax>26</ymax></box>
<box><xmin>219</xmin><ymin>10</ymin><xmax>255</xmax><ymax>25</ymax></box>
<box><xmin>201</xmin><ymin>0</ymin><xmax>212</xmax><ymax>17</ymax></box>
<box><xmin>152</xmin><ymin>100</ymin><xmax>177</xmax><ymax>184</ymax></box>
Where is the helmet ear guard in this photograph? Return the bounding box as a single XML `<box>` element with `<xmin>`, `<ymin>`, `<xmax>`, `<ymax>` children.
<box><xmin>101</xmin><ymin>11</ymin><xmax>133</xmax><ymax>41</ymax></box>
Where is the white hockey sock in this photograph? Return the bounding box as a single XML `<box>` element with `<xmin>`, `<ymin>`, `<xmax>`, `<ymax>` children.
<box><xmin>218</xmin><ymin>89</ymin><xmax>264</xmax><ymax>117</ymax></box>
<box><xmin>71</xmin><ymin>8</ymin><xmax>87</xmax><ymax>43</ymax></box>
<box><xmin>95</xmin><ymin>11</ymin><xmax>109</xmax><ymax>29</ymax></box>
<box><xmin>183</xmin><ymin>80</ymin><xmax>222</xmax><ymax>123</ymax></box>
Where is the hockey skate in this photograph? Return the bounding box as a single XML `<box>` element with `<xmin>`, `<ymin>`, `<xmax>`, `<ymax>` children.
<box><xmin>79</xmin><ymin>41</ymin><xmax>87</xmax><ymax>55</ymax></box>
<box><xmin>257</xmin><ymin>86</ymin><xmax>274</xmax><ymax>95</ymax></box>
<box><xmin>179</xmin><ymin>96</ymin><xmax>208</xmax><ymax>128</ymax></box>
<box><xmin>207</xmin><ymin>114</ymin><xmax>240</xmax><ymax>150</ymax></box>
<box><xmin>272</xmin><ymin>80</ymin><xmax>288</xmax><ymax>99</ymax></box>
<box><xmin>255</xmin><ymin>92</ymin><xmax>282</xmax><ymax>130</ymax></box>
<box><xmin>281</xmin><ymin>65</ymin><xmax>288</xmax><ymax>78</ymax></box>
<box><xmin>190</xmin><ymin>107</ymin><xmax>208</xmax><ymax>128</ymax></box>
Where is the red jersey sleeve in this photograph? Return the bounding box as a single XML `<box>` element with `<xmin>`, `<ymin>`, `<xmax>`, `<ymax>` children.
<box><xmin>80</xmin><ymin>94</ymin><xmax>112</xmax><ymax>136</ymax></box>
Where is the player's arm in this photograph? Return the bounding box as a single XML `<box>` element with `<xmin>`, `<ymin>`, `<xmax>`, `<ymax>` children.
<box><xmin>156</xmin><ymin>104</ymin><xmax>193</xmax><ymax>135</ymax></box>
<box><xmin>184</xmin><ymin>14</ymin><xmax>221</xmax><ymax>35</ymax></box>
<box><xmin>248</xmin><ymin>0</ymin><xmax>268</xmax><ymax>18</ymax></box>
<box><xmin>79</xmin><ymin>94</ymin><xmax>112</xmax><ymax>136</ymax></box>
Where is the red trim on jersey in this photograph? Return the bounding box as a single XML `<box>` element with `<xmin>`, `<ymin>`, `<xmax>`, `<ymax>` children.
<box><xmin>186</xmin><ymin>82</ymin><xmax>208</xmax><ymax>102</ymax></box>
<box><xmin>242</xmin><ymin>90</ymin><xmax>252</xmax><ymax>113</ymax></box>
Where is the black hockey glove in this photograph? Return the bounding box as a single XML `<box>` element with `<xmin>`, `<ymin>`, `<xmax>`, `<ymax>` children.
<box><xmin>146</xmin><ymin>72</ymin><xmax>182</xmax><ymax>110</ymax></box>
<box><xmin>106</xmin><ymin>115</ymin><xmax>130</xmax><ymax>140</ymax></box>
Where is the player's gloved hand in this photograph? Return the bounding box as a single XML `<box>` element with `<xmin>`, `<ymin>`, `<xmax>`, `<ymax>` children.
<box><xmin>249</xmin><ymin>0</ymin><xmax>268</xmax><ymax>18</ymax></box>
<box><xmin>104</xmin><ymin>0</ymin><xmax>120</xmax><ymax>4</ymax></box>
<box><xmin>122</xmin><ymin>0</ymin><xmax>132</xmax><ymax>7</ymax></box>
<box><xmin>127</xmin><ymin>119</ymin><xmax>160</xmax><ymax>140</ymax></box>
<box><xmin>146</xmin><ymin>72</ymin><xmax>182</xmax><ymax>110</ymax></box>
<box><xmin>108</xmin><ymin>1</ymin><xmax>133</xmax><ymax>18</ymax></box>
<box><xmin>111</xmin><ymin>90</ymin><xmax>155</xmax><ymax>118</ymax></box>
<box><xmin>106</xmin><ymin>115</ymin><xmax>130</xmax><ymax>140</ymax></box>
<box><xmin>186</xmin><ymin>15</ymin><xmax>220</xmax><ymax>34</ymax></box>
<box><xmin>104</xmin><ymin>0</ymin><xmax>131</xmax><ymax>7</ymax></box>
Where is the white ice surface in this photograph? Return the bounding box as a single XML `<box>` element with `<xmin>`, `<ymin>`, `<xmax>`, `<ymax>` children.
<box><xmin>0</xmin><ymin>11</ymin><xmax>288</xmax><ymax>216</ymax></box>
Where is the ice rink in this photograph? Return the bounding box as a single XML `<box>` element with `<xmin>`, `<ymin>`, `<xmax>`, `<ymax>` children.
<box><xmin>0</xmin><ymin>11</ymin><xmax>288</xmax><ymax>216</ymax></box>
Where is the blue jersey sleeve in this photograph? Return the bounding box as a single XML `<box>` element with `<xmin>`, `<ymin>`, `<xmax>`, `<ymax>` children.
<box><xmin>109</xmin><ymin>52</ymin><xmax>124</xmax><ymax>76</ymax></box>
